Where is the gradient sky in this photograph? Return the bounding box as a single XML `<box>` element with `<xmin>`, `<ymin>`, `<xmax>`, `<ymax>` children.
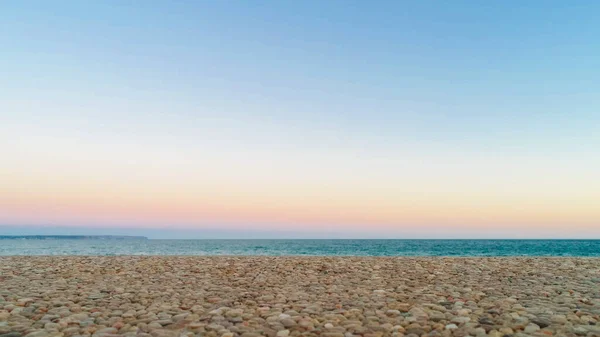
<box><xmin>1</xmin><ymin>1</ymin><xmax>600</xmax><ymax>238</ymax></box>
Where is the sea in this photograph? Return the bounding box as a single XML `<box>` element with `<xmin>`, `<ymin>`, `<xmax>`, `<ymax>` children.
<box><xmin>1</xmin><ymin>239</ymin><xmax>599</xmax><ymax>256</ymax></box>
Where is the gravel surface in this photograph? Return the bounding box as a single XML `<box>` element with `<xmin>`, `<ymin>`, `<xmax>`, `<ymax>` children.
<box><xmin>1</xmin><ymin>257</ymin><xmax>599</xmax><ymax>337</ymax></box>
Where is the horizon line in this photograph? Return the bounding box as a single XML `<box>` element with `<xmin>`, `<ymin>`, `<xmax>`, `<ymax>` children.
<box><xmin>2</xmin><ymin>235</ymin><xmax>600</xmax><ymax>241</ymax></box>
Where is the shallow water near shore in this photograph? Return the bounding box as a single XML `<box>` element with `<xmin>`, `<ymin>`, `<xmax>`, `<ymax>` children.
<box><xmin>1</xmin><ymin>239</ymin><xmax>599</xmax><ymax>256</ymax></box>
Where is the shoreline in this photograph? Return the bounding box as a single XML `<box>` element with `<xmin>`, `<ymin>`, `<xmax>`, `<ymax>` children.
<box><xmin>2</xmin><ymin>255</ymin><xmax>600</xmax><ymax>258</ymax></box>
<box><xmin>2</xmin><ymin>256</ymin><xmax>599</xmax><ymax>337</ymax></box>
<box><xmin>3</xmin><ymin>240</ymin><xmax>599</xmax><ymax>257</ymax></box>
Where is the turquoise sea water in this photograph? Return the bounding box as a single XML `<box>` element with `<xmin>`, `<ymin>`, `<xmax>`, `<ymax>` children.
<box><xmin>0</xmin><ymin>239</ymin><xmax>599</xmax><ymax>256</ymax></box>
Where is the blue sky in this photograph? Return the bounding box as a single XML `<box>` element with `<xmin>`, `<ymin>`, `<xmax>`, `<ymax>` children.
<box><xmin>1</xmin><ymin>1</ymin><xmax>599</xmax><ymax>238</ymax></box>
<box><xmin>3</xmin><ymin>1</ymin><xmax>599</xmax><ymax>140</ymax></box>
<box><xmin>3</xmin><ymin>1</ymin><xmax>599</xmax><ymax>146</ymax></box>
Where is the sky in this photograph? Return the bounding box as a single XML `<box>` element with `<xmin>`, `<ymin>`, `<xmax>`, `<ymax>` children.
<box><xmin>1</xmin><ymin>1</ymin><xmax>599</xmax><ymax>239</ymax></box>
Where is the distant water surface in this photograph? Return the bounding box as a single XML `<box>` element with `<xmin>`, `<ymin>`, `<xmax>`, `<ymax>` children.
<box><xmin>1</xmin><ymin>239</ymin><xmax>599</xmax><ymax>256</ymax></box>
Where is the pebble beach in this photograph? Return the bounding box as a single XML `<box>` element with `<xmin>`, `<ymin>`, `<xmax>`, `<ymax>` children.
<box><xmin>1</xmin><ymin>257</ymin><xmax>599</xmax><ymax>337</ymax></box>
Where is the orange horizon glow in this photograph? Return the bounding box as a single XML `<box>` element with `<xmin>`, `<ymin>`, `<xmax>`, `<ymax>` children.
<box><xmin>3</xmin><ymin>162</ymin><xmax>599</xmax><ymax>236</ymax></box>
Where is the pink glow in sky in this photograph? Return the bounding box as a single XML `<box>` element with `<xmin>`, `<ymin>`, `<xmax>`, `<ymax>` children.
<box><xmin>2</xmin><ymin>2</ymin><xmax>600</xmax><ymax>238</ymax></box>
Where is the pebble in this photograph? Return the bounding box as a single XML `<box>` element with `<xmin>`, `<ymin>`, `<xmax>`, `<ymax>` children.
<box><xmin>531</xmin><ymin>317</ymin><xmax>551</xmax><ymax>328</ymax></box>
<box><xmin>1</xmin><ymin>333</ymin><xmax>23</xmax><ymax>337</ymax></box>
<box><xmin>276</xmin><ymin>330</ymin><xmax>289</xmax><ymax>337</ymax></box>
<box><xmin>24</xmin><ymin>332</ymin><xmax>48</xmax><ymax>337</ymax></box>
<box><xmin>551</xmin><ymin>315</ymin><xmax>568</xmax><ymax>324</ymax></box>
<box><xmin>322</xmin><ymin>333</ymin><xmax>345</xmax><ymax>337</ymax></box>
<box><xmin>385</xmin><ymin>310</ymin><xmax>400</xmax><ymax>317</ymax></box>
<box><xmin>280</xmin><ymin>319</ymin><xmax>296</xmax><ymax>328</ymax></box>
<box><xmin>524</xmin><ymin>323</ymin><xmax>540</xmax><ymax>334</ymax></box>
<box><xmin>451</xmin><ymin>317</ymin><xmax>471</xmax><ymax>324</ymax></box>
<box><xmin>573</xmin><ymin>326</ymin><xmax>588</xmax><ymax>336</ymax></box>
